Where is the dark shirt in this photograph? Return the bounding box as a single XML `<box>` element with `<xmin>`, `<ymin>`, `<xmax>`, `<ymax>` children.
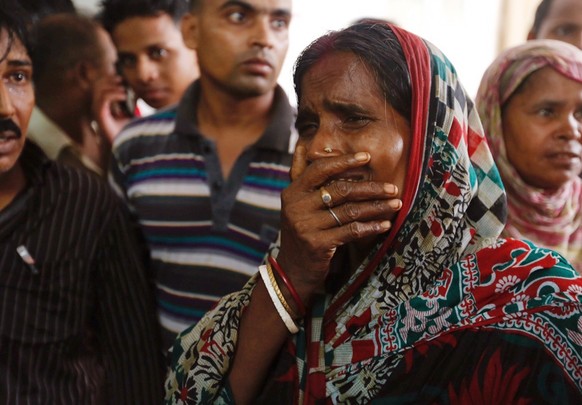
<box><xmin>0</xmin><ymin>141</ymin><xmax>163</xmax><ymax>404</ymax></box>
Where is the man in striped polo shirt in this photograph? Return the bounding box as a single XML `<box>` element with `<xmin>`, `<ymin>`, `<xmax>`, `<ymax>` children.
<box><xmin>110</xmin><ymin>0</ymin><xmax>295</xmax><ymax>351</ymax></box>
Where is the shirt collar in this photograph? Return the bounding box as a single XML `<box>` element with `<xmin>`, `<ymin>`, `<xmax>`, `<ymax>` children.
<box><xmin>174</xmin><ymin>81</ymin><xmax>296</xmax><ymax>153</ymax></box>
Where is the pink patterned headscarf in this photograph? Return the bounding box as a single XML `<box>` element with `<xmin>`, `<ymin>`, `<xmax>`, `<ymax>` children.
<box><xmin>476</xmin><ymin>39</ymin><xmax>582</xmax><ymax>272</ymax></box>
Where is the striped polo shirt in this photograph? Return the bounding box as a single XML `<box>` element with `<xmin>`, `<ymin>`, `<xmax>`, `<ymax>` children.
<box><xmin>110</xmin><ymin>82</ymin><xmax>296</xmax><ymax>350</ymax></box>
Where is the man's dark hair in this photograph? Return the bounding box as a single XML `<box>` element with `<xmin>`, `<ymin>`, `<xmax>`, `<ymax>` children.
<box><xmin>99</xmin><ymin>0</ymin><xmax>190</xmax><ymax>33</ymax></box>
<box><xmin>531</xmin><ymin>0</ymin><xmax>554</xmax><ymax>37</ymax></box>
<box><xmin>20</xmin><ymin>0</ymin><xmax>76</xmax><ymax>24</ymax></box>
<box><xmin>30</xmin><ymin>13</ymin><xmax>104</xmax><ymax>84</ymax></box>
<box><xmin>293</xmin><ymin>22</ymin><xmax>412</xmax><ymax>122</ymax></box>
<box><xmin>0</xmin><ymin>2</ymin><xmax>33</xmax><ymax>62</ymax></box>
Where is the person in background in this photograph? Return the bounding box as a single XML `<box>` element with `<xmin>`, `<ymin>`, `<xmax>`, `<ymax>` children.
<box><xmin>98</xmin><ymin>0</ymin><xmax>199</xmax><ymax>111</ymax></box>
<box><xmin>528</xmin><ymin>0</ymin><xmax>582</xmax><ymax>49</ymax></box>
<box><xmin>109</xmin><ymin>0</ymin><xmax>295</xmax><ymax>351</ymax></box>
<box><xmin>476</xmin><ymin>39</ymin><xmax>582</xmax><ymax>272</ymax></box>
<box><xmin>28</xmin><ymin>13</ymin><xmax>131</xmax><ymax>176</ymax></box>
<box><xmin>0</xmin><ymin>3</ymin><xmax>163</xmax><ymax>403</ymax></box>
<box><xmin>165</xmin><ymin>22</ymin><xmax>582</xmax><ymax>404</ymax></box>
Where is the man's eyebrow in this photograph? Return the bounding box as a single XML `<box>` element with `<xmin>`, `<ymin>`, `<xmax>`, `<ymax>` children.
<box><xmin>219</xmin><ymin>0</ymin><xmax>291</xmax><ymax>17</ymax></box>
<box><xmin>8</xmin><ymin>59</ymin><xmax>32</xmax><ymax>68</ymax></box>
<box><xmin>219</xmin><ymin>0</ymin><xmax>254</xmax><ymax>11</ymax></box>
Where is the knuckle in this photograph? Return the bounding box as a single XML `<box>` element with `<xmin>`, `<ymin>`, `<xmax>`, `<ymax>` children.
<box><xmin>369</xmin><ymin>182</ymin><xmax>385</xmax><ymax>193</ymax></box>
<box><xmin>295</xmin><ymin>219</ymin><xmax>311</xmax><ymax>236</ymax></box>
<box><xmin>332</xmin><ymin>181</ymin><xmax>351</xmax><ymax>198</ymax></box>
<box><xmin>347</xmin><ymin>222</ymin><xmax>365</xmax><ymax>239</ymax></box>
<box><xmin>342</xmin><ymin>203</ymin><xmax>360</xmax><ymax>221</ymax></box>
<box><xmin>373</xmin><ymin>199</ymin><xmax>385</xmax><ymax>211</ymax></box>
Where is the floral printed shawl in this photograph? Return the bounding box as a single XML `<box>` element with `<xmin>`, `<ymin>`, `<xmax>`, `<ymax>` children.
<box><xmin>476</xmin><ymin>39</ymin><xmax>582</xmax><ymax>273</ymax></box>
<box><xmin>165</xmin><ymin>26</ymin><xmax>582</xmax><ymax>404</ymax></box>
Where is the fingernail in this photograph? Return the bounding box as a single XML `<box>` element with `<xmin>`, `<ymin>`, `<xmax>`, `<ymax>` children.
<box><xmin>380</xmin><ymin>221</ymin><xmax>391</xmax><ymax>230</ymax></box>
<box><xmin>384</xmin><ymin>184</ymin><xmax>397</xmax><ymax>194</ymax></box>
<box><xmin>389</xmin><ymin>199</ymin><xmax>402</xmax><ymax>210</ymax></box>
<box><xmin>354</xmin><ymin>152</ymin><xmax>369</xmax><ymax>162</ymax></box>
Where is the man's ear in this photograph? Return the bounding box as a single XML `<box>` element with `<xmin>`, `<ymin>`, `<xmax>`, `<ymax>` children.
<box><xmin>74</xmin><ymin>60</ymin><xmax>98</xmax><ymax>91</ymax></box>
<box><xmin>181</xmin><ymin>13</ymin><xmax>199</xmax><ymax>50</ymax></box>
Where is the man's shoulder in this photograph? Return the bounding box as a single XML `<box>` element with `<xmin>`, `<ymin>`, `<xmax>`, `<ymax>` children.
<box><xmin>113</xmin><ymin>106</ymin><xmax>179</xmax><ymax>150</ymax></box>
<box><xmin>42</xmin><ymin>162</ymin><xmax>120</xmax><ymax>210</ymax></box>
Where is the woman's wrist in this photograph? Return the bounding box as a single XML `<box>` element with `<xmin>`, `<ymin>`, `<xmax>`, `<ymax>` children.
<box><xmin>268</xmin><ymin>255</ymin><xmax>321</xmax><ymax>318</ymax></box>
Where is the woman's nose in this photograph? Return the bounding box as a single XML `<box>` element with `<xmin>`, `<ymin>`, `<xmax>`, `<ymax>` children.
<box><xmin>304</xmin><ymin>129</ymin><xmax>342</xmax><ymax>161</ymax></box>
<box><xmin>557</xmin><ymin>112</ymin><xmax>582</xmax><ymax>141</ymax></box>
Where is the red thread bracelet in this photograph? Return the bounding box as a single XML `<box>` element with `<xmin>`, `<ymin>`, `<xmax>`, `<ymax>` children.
<box><xmin>268</xmin><ymin>256</ymin><xmax>306</xmax><ymax>316</ymax></box>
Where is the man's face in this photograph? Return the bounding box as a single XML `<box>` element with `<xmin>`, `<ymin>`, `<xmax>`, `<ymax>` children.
<box><xmin>112</xmin><ymin>13</ymin><xmax>199</xmax><ymax>109</ymax></box>
<box><xmin>534</xmin><ymin>0</ymin><xmax>582</xmax><ymax>49</ymax></box>
<box><xmin>0</xmin><ymin>29</ymin><xmax>34</xmax><ymax>177</ymax></box>
<box><xmin>182</xmin><ymin>0</ymin><xmax>291</xmax><ymax>98</ymax></box>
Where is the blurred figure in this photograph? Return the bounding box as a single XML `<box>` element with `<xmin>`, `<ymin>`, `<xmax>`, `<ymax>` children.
<box><xmin>99</xmin><ymin>0</ymin><xmax>199</xmax><ymax>110</ymax></box>
<box><xmin>528</xmin><ymin>0</ymin><xmax>582</xmax><ymax>49</ymax></box>
<box><xmin>477</xmin><ymin>39</ymin><xmax>582</xmax><ymax>272</ymax></box>
<box><xmin>0</xmin><ymin>4</ymin><xmax>163</xmax><ymax>404</ymax></box>
<box><xmin>110</xmin><ymin>0</ymin><xmax>295</xmax><ymax>350</ymax></box>
<box><xmin>28</xmin><ymin>13</ymin><xmax>131</xmax><ymax>176</ymax></box>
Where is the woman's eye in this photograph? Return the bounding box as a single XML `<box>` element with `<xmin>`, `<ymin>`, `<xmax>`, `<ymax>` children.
<box><xmin>296</xmin><ymin>123</ymin><xmax>317</xmax><ymax>138</ymax></box>
<box><xmin>555</xmin><ymin>25</ymin><xmax>576</xmax><ymax>37</ymax></box>
<box><xmin>343</xmin><ymin>115</ymin><xmax>371</xmax><ymax>128</ymax></box>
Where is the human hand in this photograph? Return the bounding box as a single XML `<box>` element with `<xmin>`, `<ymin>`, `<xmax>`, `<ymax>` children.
<box><xmin>91</xmin><ymin>75</ymin><xmax>133</xmax><ymax>143</ymax></box>
<box><xmin>277</xmin><ymin>145</ymin><xmax>402</xmax><ymax>298</ymax></box>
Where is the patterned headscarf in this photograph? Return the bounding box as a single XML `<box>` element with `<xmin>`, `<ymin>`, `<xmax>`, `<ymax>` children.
<box><xmin>476</xmin><ymin>39</ymin><xmax>582</xmax><ymax>272</ymax></box>
<box><xmin>165</xmin><ymin>26</ymin><xmax>582</xmax><ymax>403</ymax></box>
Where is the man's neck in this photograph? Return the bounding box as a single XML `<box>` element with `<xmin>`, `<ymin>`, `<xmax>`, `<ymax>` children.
<box><xmin>0</xmin><ymin>161</ymin><xmax>26</xmax><ymax>212</ymax></box>
<box><xmin>196</xmin><ymin>84</ymin><xmax>276</xmax><ymax>141</ymax></box>
<box><xmin>196</xmin><ymin>83</ymin><xmax>277</xmax><ymax>179</ymax></box>
<box><xmin>37</xmin><ymin>98</ymin><xmax>107</xmax><ymax>171</ymax></box>
<box><xmin>37</xmin><ymin>97</ymin><xmax>87</xmax><ymax>146</ymax></box>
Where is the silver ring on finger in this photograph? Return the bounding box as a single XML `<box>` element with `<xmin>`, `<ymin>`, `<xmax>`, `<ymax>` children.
<box><xmin>328</xmin><ymin>207</ymin><xmax>343</xmax><ymax>227</ymax></box>
<box><xmin>320</xmin><ymin>186</ymin><xmax>333</xmax><ymax>208</ymax></box>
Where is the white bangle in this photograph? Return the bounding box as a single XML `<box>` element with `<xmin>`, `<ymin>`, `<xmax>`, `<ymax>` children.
<box><xmin>259</xmin><ymin>264</ymin><xmax>299</xmax><ymax>334</ymax></box>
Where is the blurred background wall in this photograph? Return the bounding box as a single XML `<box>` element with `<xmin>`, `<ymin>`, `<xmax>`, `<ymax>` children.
<box><xmin>73</xmin><ymin>0</ymin><xmax>540</xmax><ymax>104</ymax></box>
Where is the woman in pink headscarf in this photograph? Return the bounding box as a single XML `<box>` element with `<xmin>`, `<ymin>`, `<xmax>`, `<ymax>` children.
<box><xmin>477</xmin><ymin>39</ymin><xmax>582</xmax><ymax>272</ymax></box>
